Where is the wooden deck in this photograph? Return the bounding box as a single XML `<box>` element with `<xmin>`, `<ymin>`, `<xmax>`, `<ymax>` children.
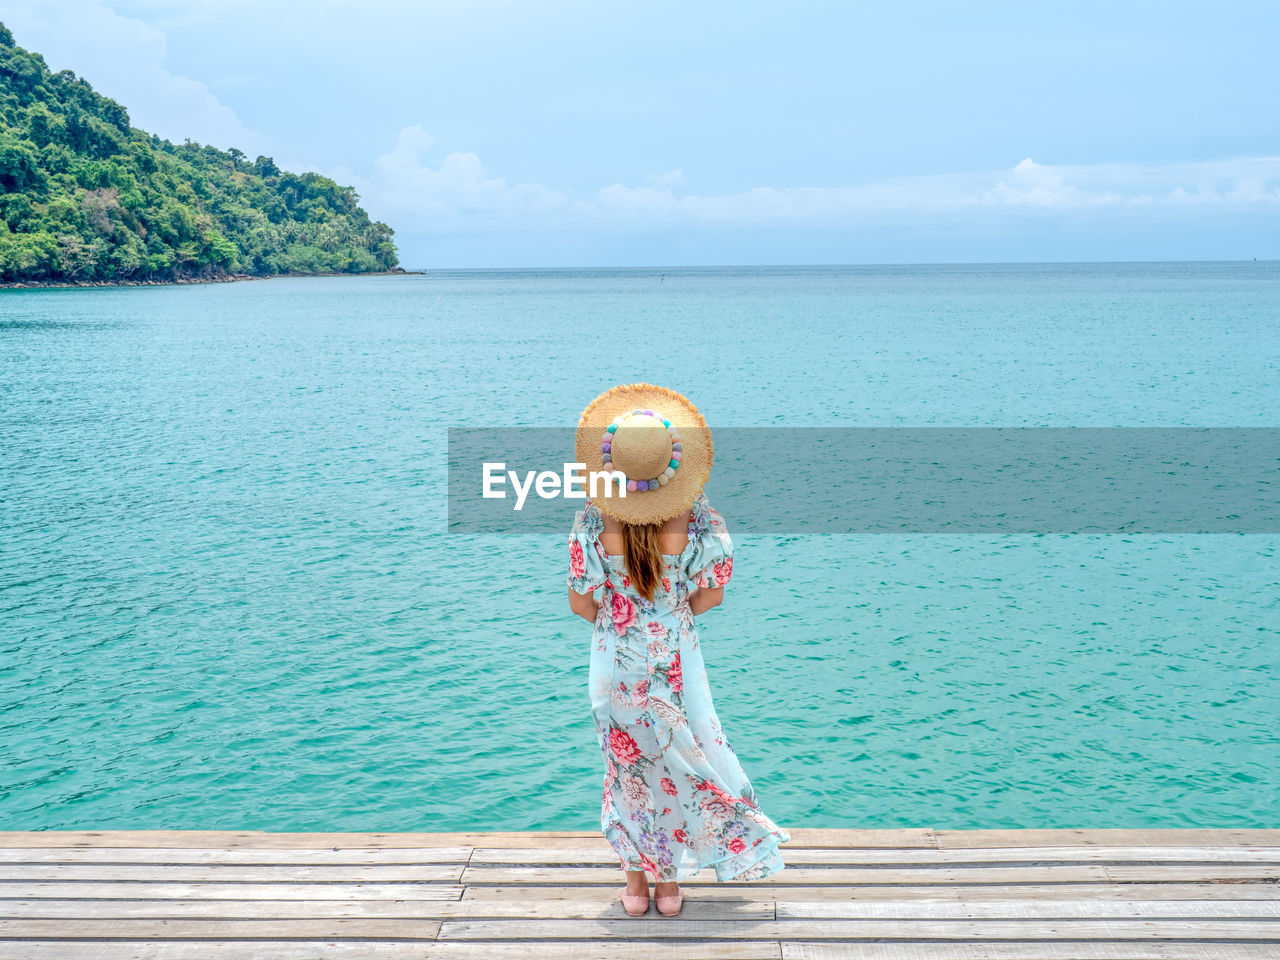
<box><xmin>0</xmin><ymin>828</ymin><xmax>1276</xmax><ymax>958</ymax></box>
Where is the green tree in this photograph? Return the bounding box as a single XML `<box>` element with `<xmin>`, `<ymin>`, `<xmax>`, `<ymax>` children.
<box><xmin>0</xmin><ymin>133</ymin><xmax>44</xmax><ymax>192</ymax></box>
<box><xmin>0</xmin><ymin>22</ymin><xmax>399</xmax><ymax>284</ymax></box>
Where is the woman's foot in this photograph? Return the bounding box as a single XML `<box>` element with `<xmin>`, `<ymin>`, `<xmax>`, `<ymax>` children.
<box><xmin>620</xmin><ymin>871</ymin><xmax>649</xmax><ymax>916</ymax></box>
<box><xmin>654</xmin><ymin>880</ymin><xmax>683</xmax><ymax>916</ymax></box>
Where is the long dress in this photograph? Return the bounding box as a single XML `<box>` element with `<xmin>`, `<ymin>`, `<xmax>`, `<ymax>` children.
<box><xmin>568</xmin><ymin>491</ymin><xmax>791</xmax><ymax>883</ymax></box>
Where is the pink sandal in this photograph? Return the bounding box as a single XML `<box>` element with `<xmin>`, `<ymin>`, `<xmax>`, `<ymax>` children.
<box><xmin>655</xmin><ymin>885</ymin><xmax>683</xmax><ymax>916</ymax></box>
<box><xmin>620</xmin><ymin>886</ymin><xmax>649</xmax><ymax>916</ymax></box>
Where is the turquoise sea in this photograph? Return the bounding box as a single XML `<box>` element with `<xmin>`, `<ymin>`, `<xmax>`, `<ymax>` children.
<box><xmin>1</xmin><ymin>263</ymin><xmax>1276</xmax><ymax>832</ymax></box>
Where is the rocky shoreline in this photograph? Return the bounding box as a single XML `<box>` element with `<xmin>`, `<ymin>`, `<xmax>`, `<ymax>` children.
<box><xmin>0</xmin><ymin>267</ymin><xmax>422</xmax><ymax>290</ymax></box>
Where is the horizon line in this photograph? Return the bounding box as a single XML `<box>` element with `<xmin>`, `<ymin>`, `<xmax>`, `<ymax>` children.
<box><xmin>402</xmin><ymin>257</ymin><xmax>1279</xmax><ymax>272</ymax></box>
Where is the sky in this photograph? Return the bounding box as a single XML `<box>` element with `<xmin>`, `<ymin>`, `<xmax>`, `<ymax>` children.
<box><xmin>3</xmin><ymin>0</ymin><xmax>1278</xmax><ymax>268</ymax></box>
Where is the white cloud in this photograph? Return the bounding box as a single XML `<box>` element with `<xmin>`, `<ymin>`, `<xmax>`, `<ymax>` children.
<box><xmin>331</xmin><ymin>124</ymin><xmax>582</xmax><ymax>228</ymax></box>
<box><xmin>334</xmin><ymin>128</ymin><xmax>1280</xmax><ymax>233</ymax></box>
<box><xmin>983</xmin><ymin>157</ymin><xmax>1123</xmax><ymax>208</ymax></box>
<box><xmin>2</xmin><ymin>0</ymin><xmax>260</xmax><ymax>152</ymax></box>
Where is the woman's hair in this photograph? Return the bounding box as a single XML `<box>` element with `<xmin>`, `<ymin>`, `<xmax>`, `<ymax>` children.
<box><xmin>621</xmin><ymin>520</ymin><xmax>664</xmax><ymax>601</ymax></box>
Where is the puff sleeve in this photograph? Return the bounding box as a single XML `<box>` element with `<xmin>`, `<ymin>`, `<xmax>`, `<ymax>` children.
<box><xmin>684</xmin><ymin>491</ymin><xmax>733</xmax><ymax>589</ymax></box>
<box><xmin>567</xmin><ymin>501</ymin><xmax>608</xmax><ymax>595</ymax></box>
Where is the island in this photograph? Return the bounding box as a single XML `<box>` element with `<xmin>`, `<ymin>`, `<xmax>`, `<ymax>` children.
<box><xmin>0</xmin><ymin>22</ymin><xmax>400</xmax><ymax>286</ymax></box>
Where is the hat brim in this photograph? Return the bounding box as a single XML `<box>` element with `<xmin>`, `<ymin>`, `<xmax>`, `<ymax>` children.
<box><xmin>574</xmin><ymin>383</ymin><xmax>712</xmax><ymax>525</ymax></box>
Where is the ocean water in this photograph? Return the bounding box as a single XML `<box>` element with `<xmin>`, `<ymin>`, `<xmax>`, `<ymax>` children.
<box><xmin>1</xmin><ymin>263</ymin><xmax>1276</xmax><ymax>832</ymax></box>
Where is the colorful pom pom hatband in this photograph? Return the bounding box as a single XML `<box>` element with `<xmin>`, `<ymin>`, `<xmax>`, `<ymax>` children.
<box><xmin>601</xmin><ymin>408</ymin><xmax>682</xmax><ymax>492</ymax></box>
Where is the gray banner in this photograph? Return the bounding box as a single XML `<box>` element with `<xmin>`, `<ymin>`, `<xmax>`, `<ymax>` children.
<box><xmin>447</xmin><ymin>427</ymin><xmax>1280</xmax><ymax>533</ymax></box>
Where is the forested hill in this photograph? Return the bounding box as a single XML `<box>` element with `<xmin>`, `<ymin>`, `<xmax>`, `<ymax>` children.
<box><xmin>0</xmin><ymin>23</ymin><xmax>398</xmax><ymax>284</ymax></box>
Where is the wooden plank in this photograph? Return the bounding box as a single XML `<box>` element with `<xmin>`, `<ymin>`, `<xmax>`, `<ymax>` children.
<box><xmin>0</xmin><ymin>864</ymin><xmax>464</xmax><ymax>882</ymax></box>
<box><xmin>0</xmin><ymin>847</ymin><xmax>473</xmax><ymax>865</ymax></box>
<box><xmin>783</xmin><ymin>946</ymin><xmax>1280</xmax><ymax>960</ymax></box>
<box><xmin>2</xmin><ymin>828</ymin><xmax>1276</xmax><ymax>850</ymax></box>
<box><xmin>467</xmin><ymin>846</ymin><xmax>1280</xmax><ymax>865</ymax></box>
<box><xmin>8</xmin><ymin>896</ymin><xmax>1274</xmax><ymax>922</ymax></box>
<box><xmin>1104</xmin><ymin>865</ymin><xmax>1280</xmax><ymax>881</ymax></box>
<box><xmin>460</xmin><ymin>864</ymin><xmax>1116</xmax><ymax>885</ymax></box>
<box><xmin>0</xmin><ymin>941</ymin><xmax>783</xmax><ymax>960</ymax></box>
<box><xmin>462</xmin><ymin>883</ymin><xmax>1280</xmax><ymax>901</ymax></box>
<box><xmin>774</xmin><ymin>899</ymin><xmax>1280</xmax><ymax>919</ymax></box>
<box><xmin>421</xmin><ymin>947</ymin><xmax>781</xmax><ymax>960</ymax></box>
<box><xmin>0</xmin><ymin>831</ymin><xmax>601</xmax><ymax>849</ymax></box>
<box><xmin>2</xmin><ymin>944</ymin><xmax>1279</xmax><ymax>960</ymax></box>
<box><xmin>461</xmin><ymin>863</ymin><xmax>1277</xmax><ymax>884</ymax></box>
<box><xmin>0</xmin><ymin>946</ymin><xmax>439</xmax><ymax>960</ymax></box>
<box><xmin>0</xmin><ymin>882</ymin><xmax>465</xmax><ymax>901</ymax></box>
<box><xmin>0</xmin><ymin>919</ymin><xmax>451</xmax><ymax>939</ymax></box>
<box><xmin>0</xmin><ymin>897</ymin><xmax>774</xmax><ymax>920</ymax></box>
<box><xmin>436</xmin><ymin>917</ymin><xmax>1277</xmax><ymax>940</ymax></box>
<box><xmin>779</xmin><ymin>829</ymin><xmax>938</xmax><ymax>849</ymax></box>
<box><xmin>935</xmin><ymin>829</ymin><xmax>1280</xmax><ymax>849</ymax></box>
<box><xmin>1</xmin><ymin>844</ymin><xmax>1273</xmax><ymax>871</ymax></box>
<box><xmin>0</xmin><ymin>829</ymin><xmax>924</xmax><ymax>850</ymax></box>
<box><xmin>8</xmin><ymin>915</ymin><xmax>1272</xmax><ymax>947</ymax></box>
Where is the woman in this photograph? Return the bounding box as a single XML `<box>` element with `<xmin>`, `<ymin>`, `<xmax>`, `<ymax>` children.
<box><xmin>567</xmin><ymin>383</ymin><xmax>790</xmax><ymax>918</ymax></box>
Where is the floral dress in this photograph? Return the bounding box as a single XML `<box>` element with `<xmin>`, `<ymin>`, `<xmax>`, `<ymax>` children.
<box><xmin>568</xmin><ymin>491</ymin><xmax>790</xmax><ymax>883</ymax></box>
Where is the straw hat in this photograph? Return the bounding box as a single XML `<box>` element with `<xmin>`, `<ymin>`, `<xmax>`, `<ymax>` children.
<box><xmin>575</xmin><ymin>383</ymin><xmax>713</xmax><ymax>525</ymax></box>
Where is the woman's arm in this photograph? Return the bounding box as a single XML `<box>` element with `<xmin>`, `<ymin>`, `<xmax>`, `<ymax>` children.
<box><xmin>569</xmin><ymin>587</ymin><xmax>600</xmax><ymax>622</ymax></box>
<box><xmin>688</xmin><ymin>585</ymin><xmax>724</xmax><ymax>615</ymax></box>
